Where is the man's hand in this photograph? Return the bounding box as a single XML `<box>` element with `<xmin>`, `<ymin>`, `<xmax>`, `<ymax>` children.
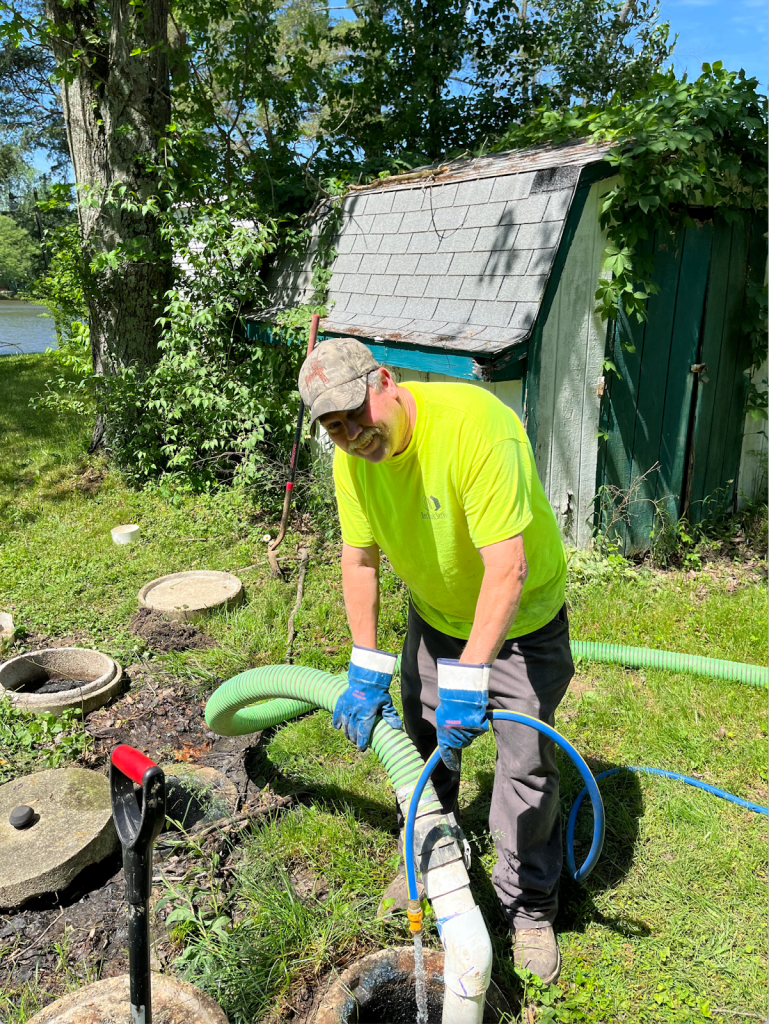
<box><xmin>332</xmin><ymin>645</ymin><xmax>401</xmax><ymax>750</ymax></box>
<box><xmin>435</xmin><ymin>659</ymin><xmax>490</xmax><ymax>770</ymax></box>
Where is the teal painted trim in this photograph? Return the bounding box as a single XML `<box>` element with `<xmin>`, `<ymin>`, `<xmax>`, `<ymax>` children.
<box><xmin>244</xmin><ymin>321</ymin><xmax>272</xmax><ymax>342</ymax></box>
<box><xmin>321</xmin><ymin>331</ymin><xmax>483</xmax><ymax>379</ymax></box>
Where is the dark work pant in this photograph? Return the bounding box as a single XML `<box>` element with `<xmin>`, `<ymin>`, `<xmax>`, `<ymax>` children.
<box><xmin>398</xmin><ymin>601</ymin><xmax>574</xmax><ymax>929</ymax></box>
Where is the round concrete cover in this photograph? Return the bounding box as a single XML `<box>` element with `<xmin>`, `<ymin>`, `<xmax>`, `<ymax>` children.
<box><xmin>0</xmin><ymin>648</ymin><xmax>123</xmax><ymax>717</ymax></box>
<box><xmin>0</xmin><ymin>768</ymin><xmax>118</xmax><ymax>908</ymax></box>
<box><xmin>27</xmin><ymin>972</ymin><xmax>229</xmax><ymax>1023</ymax></box>
<box><xmin>138</xmin><ymin>571</ymin><xmax>244</xmax><ymax>622</ymax></box>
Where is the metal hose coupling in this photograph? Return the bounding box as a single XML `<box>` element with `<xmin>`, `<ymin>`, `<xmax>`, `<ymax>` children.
<box><xmin>407</xmin><ymin>899</ymin><xmax>423</xmax><ymax>933</ymax></box>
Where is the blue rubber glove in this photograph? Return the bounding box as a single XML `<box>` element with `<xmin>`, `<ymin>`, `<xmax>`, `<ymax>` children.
<box><xmin>435</xmin><ymin>659</ymin><xmax>491</xmax><ymax>771</ymax></box>
<box><xmin>332</xmin><ymin>645</ymin><xmax>401</xmax><ymax>751</ymax></box>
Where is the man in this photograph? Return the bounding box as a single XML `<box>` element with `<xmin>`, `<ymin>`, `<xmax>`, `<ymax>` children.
<box><xmin>298</xmin><ymin>337</ymin><xmax>573</xmax><ymax>984</ymax></box>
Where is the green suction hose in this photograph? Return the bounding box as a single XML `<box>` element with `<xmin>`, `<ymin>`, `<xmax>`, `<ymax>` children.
<box><xmin>569</xmin><ymin>641</ymin><xmax>767</xmax><ymax>688</ymax></box>
<box><xmin>390</xmin><ymin>645</ymin><xmax>767</xmax><ymax>688</ymax></box>
<box><xmin>204</xmin><ymin>664</ymin><xmax>442</xmax><ymax>810</ymax></box>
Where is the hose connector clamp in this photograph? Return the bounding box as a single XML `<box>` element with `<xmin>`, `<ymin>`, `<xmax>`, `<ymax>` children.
<box><xmin>407</xmin><ymin>898</ymin><xmax>423</xmax><ymax>933</ymax></box>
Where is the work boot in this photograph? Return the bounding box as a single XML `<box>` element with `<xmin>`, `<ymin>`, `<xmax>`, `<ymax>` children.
<box><xmin>512</xmin><ymin>926</ymin><xmax>561</xmax><ymax>984</ymax></box>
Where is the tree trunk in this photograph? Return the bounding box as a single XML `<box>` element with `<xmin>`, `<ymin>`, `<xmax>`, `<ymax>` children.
<box><xmin>45</xmin><ymin>0</ymin><xmax>171</xmax><ymax>385</ymax></box>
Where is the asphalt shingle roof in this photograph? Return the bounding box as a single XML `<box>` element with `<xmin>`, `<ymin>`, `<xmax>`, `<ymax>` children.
<box><xmin>266</xmin><ymin>139</ymin><xmax>611</xmax><ymax>356</ymax></box>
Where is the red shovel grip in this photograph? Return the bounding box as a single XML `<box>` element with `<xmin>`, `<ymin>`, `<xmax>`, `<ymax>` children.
<box><xmin>112</xmin><ymin>744</ymin><xmax>158</xmax><ymax>785</ymax></box>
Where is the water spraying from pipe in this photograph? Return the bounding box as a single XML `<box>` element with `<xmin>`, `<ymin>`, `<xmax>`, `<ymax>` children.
<box><xmin>412</xmin><ymin>930</ymin><xmax>429</xmax><ymax>1024</ymax></box>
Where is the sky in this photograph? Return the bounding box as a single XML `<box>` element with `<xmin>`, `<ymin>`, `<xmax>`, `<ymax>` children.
<box><xmin>660</xmin><ymin>0</ymin><xmax>767</xmax><ymax>89</ymax></box>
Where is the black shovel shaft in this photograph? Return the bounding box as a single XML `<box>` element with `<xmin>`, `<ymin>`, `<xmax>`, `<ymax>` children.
<box><xmin>111</xmin><ymin>745</ymin><xmax>166</xmax><ymax>1024</ymax></box>
<box><xmin>126</xmin><ymin>860</ymin><xmax>152</xmax><ymax>1024</ymax></box>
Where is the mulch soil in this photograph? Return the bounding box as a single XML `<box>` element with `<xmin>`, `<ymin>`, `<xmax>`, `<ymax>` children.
<box><xmin>128</xmin><ymin>608</ymin><xmax>216</xmax><ymax>653</ymax></box>
<box><xmin>0</xmin><ymin>648</ymin><xmax>304</xmax><ymax>1018</ymax></box>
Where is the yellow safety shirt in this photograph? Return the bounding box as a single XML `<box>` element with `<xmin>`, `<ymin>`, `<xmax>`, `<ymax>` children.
<box><xmin>333</xmin><ymin>382</ymin><xmax>567</xmax><ymax>640</ymax></box>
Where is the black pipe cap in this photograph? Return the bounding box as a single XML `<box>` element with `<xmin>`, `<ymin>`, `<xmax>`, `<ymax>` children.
<box><xmin>10</xmin><ymin>805</ymin><xmax>35</xmax><ymax>829</ymax></box>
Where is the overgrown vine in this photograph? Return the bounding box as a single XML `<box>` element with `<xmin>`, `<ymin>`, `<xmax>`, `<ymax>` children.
<box><xmin>499</xmin><ymin>62</ymin><xmax>768</xmax><ymax>412</ymax></box>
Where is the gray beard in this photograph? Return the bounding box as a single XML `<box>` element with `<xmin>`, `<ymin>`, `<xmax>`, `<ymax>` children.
<box><xmin>349</xmin><ymin>427</ymin><xmax>391</xmax><ymax>458</ymax></box>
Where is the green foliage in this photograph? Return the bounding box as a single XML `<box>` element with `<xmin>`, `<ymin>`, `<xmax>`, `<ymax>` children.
<box><xmin>565</xmin><ymin>544</ymin><xmax>639</xmax><ymax>590</ymax></box>
<box><xmin>648</xmin><ymin>497</ymin><xmax>769</xmax><ymax>570</ymax></box>
<box><xmin>0</xmin><ymin>212</ymin><xmax>39</xmax><ymax>287</ymax></box>
<box><xmin>502</xmin><ymin>62</ymin><xmax>767</xmax><ymax>328</ymax></box>
<box><xmin>162</xmin><ymin>0</ymin><xmax>333</xmax><ymax>214</ymax></box>
<box><xmin>0</xmin><ymin>701</ymin><xmax>89</xmax><ymax>783</ymax></box>
<box><xmin>473</xmin><ymin>0</ymin><xmax>673</xmax><ymax>120</ymax></box>
<box><xmin>25</xmin><ymin>221</ymin><xmax>91</xmax><ymax>371</ymax></box>
<box><xmin>321</xmin><ymin>0</ymin><xmax>674</xmax><ymax>164</ymax></box>
<box><xmin>97</xmin><ymin>200</ymin><xmax>308</xmax><ymax>492</ymax></box>
<box><xmin>161</xmin><ymin>804</ymin><xmax>394</xmax><ymax>1021</ymax></box>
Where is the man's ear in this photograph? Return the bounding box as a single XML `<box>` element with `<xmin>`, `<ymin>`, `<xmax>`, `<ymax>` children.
<box><xmin>381</xmin><ymin>367</ymin><xmax>398</xmax><ymax>394</ymax></box>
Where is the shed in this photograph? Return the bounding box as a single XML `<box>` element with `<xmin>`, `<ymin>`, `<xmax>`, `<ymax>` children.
<box><xmin>260</xmin><ymin>140</ymin><xmax>767</xmax><ymax>552</ymax></box>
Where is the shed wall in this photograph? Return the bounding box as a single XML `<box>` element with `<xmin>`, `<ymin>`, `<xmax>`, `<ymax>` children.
<box><xmin>531</xmin><ymin>178</ymin><xmax>616</xmax><ymax>547</ymax></box>
<box><xmin>738</xmin><ymin>361</ymin><xmax>768</xmax><ymax>507</ymax></box>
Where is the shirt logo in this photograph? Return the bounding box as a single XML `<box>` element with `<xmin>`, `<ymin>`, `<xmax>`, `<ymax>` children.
<box><xmin>421</xmin><ymin>494</ymin><xmax>447</xmax><ymax>520</ymax></box>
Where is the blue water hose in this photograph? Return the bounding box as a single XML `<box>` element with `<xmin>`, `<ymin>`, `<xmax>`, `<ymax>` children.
<box><xmin>404</xmin><ymin>714</ymin><xmax>769</xmax><ymax>903</ymax></box>
<box><xmin>404</xmin><ymin>710</ymin><xmax>607</xmax><ymax>903</ymax></box>
<box><xmin>567</xmin><ymin>764</ymin><xmax>769</xmax><ymax>856</ymax></box>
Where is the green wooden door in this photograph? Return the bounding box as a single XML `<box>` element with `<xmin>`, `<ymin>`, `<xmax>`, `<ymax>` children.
<box><xmin>596</xmin><ymin>214</ymin><xmax>758</xmax><ymax>554</ymax></box>
<box><xmin>685</xmin><ymin>215</ymin><xmax>762</xmax><ymax>522</ymax></box>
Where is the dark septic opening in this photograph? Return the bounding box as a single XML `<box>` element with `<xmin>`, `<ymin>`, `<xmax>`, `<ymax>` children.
<box><xmin>354</xmin><ymin>978</ymin><xmax>443</xmax><ymax>1023</ymax></box>
<box><xmin>18</xmin><ymin>673</ymin><xmax>94</xmax><ymax>693</ymax></box>
<box><xmin>352</xmin><ymin>974</ymin><xmax>507</xmax><ymax>1023</ymax></box>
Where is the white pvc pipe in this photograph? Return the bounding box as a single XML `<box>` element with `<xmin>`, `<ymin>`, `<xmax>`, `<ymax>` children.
<box><xmin>398</xmin><ymin>788</ymin><xmax>493</xmax><ymax>1024</ymax></box>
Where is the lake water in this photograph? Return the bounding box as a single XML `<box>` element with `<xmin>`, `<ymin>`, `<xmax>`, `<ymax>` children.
<box><xmin>0</xmin><ymin>300</ymin><xmax>57</xmax><ymax>356</ymax></box>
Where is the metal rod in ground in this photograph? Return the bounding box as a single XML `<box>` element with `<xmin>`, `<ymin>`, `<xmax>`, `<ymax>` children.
<box><xmin>286</xmin><ymin>548</ymin><xmax>310</xmax><ymax>663</ymax></box>
<box><xmin>268</xmin><ymin>313</ymin><xmax>320</xmax><ymax>578</ymax></box>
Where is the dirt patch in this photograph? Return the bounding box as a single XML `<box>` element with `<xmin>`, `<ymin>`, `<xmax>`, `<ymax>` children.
<box><xmin>84</xmin><ymin>667</ymin><xmax>216</xmax><ymax>765</ymax></box>
<box><xmin>74</xmin><ymin>466</ymin><xmax>107</xmax><ymax>495</ymax></box>
<box><xmin>0</xmin><ymin>857</ymin><xmax>131</xmax><ymax>991</ymax></box>
<box><xmin>566</xmin><ymin>674</ymin><xmax>596</xmax><ymax>700</ymax></box>
<box><xmin>0</xmin><ymin>632</ymin><xmax>95</xmax><ymax>665</ymax></box>
<box><xmin>128</xmin><ymin>608</ymin><xmax>216</xmax><ymax>653</ymax></box>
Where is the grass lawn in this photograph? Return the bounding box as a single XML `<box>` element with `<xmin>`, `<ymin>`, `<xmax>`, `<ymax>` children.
<box><xmin>1</xmin><ymin>352</ymin><xmax>767</xmax><ymax>1024</ymax></box>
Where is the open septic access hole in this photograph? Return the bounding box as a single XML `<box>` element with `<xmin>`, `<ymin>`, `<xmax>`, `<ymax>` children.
<box><xmin>317</xmin><ymin>948</ymin><xmax>510</xmax><ymax>1023</ymax></box>
<box><xmin>0</xmin><ymin>648</ymin><xmax>123</xmax><ymax>716</ymax></box>
<box><xmin>17</xmin><ymin>675</ymin><xmax>92</xmax><ymax>694</ymax></box>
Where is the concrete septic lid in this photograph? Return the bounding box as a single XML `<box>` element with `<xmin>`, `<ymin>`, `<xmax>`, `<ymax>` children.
<box><xmin>0</xmin><ymin>767</ymin><xmax>118</xmax><ymax>909</ymax></box>
<box><xmin>138</xmin><ymin>571</ymin><xmax>244</xmax><ymax>623</ymax></box>
<box><xmin>0</xmin><ymin>648</ymin><xmax>122</xmax><ymax>717</ymax></box>
<box><xmin>26</xmin><ymin>972</ymin><xmax>229</xmax><ymax>1023</ymax></box>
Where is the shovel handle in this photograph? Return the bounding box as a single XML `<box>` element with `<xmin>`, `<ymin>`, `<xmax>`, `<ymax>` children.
<box><xmin>112</xmin><ymin>744</ymin><xmax>158</xmax><ymax>785</ymax></box>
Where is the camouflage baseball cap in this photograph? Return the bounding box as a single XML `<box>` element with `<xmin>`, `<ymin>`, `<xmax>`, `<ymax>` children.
<box><xmin>298</xmin><ymin>338</ymin><xmax>380</xmax><ymax>426</ymax></box>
